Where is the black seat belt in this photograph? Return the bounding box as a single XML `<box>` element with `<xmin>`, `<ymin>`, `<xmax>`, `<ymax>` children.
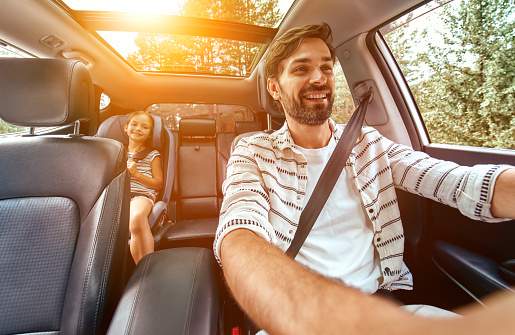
<box><xmin>131</xmin><ymin>147</ymin><xmax>153</xmax><ymax>162</ymax></box>
<box><xmin>285</xmin><ymin>84</ymin><xmax>373</xmax><ymax>258</ymax></box>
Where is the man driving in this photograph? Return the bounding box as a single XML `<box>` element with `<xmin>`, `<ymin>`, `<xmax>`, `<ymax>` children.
<box><xmin>214</xmin><ymin>23</ymin><xmax>515</xmax><ymax>334</ymax></box>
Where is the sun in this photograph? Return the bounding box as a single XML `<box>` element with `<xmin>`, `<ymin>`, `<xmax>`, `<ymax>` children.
<box><xmin>65</xmin><ymin>0</ymin><xmax>186</xmax><ymax>59</ymax></box>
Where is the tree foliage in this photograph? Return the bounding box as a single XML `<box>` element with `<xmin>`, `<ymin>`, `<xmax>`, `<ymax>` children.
<box><xmin>385</xmin><ymin>0</ymin><xmax>515</xmax><ymax>149</ymax></box>
<box><xmin>127</xmin><ymin>0</ymin><xmax>358</xmax><ymax>122</ymax></box>
<box><xmin>0</xmin><ymin>119</ymin><xmax>25</xmax><ymax>135</ymax></box>
<box><xmin>331</xmin><ymin>61</ymin><xmax>354</xmax><ymax>124</ymax></box>
<box><xmin>127</xmin><ymin>0</ymin><xmax>281</xmax><ymax>76</ymax></box>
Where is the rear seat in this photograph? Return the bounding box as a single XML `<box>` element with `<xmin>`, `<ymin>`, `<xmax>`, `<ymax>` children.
<box><xmin>161</xmin><ymin>118</ymin><xmax>219</xmax><ymax>249</ymax></box>
<box><xmin>161</xmin><ymin>119</ymin><xmax>262</xmax><ymax>250</ymax></box>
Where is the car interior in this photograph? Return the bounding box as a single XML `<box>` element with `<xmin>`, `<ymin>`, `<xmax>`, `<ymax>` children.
<box><xmin>1</xmin><ymin>0</ymin><xmax>514</xmax><ymax>334</ymax></box>
<box><xmin>0</xmin><ymin>58</ymin><xmax>130</xmax><ymax>334</ymax></box>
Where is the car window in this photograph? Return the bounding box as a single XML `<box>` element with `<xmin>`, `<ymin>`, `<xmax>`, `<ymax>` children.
<box><xmin>100</xmin><ymin>93</ymin><xmax>111</xmax><ymax>110</ymax></box>
<box><xmin>332</xmin><ymin>59</ymin><xmax>355</xmax><ymax>124</ymax></box>
<box><xmin>382</xmin><ymin>0</ymin><xmax>515</xmax><ymax>149</ymax></box>
<box><xmin>147</xmin><ymin>60</ymin><xmax>353</xmax><ymax>132</ymax></box>
<box><xmin>147</xmin><ymin>103</ymin><xmax>255</xmax><ymax>132</ymax></box>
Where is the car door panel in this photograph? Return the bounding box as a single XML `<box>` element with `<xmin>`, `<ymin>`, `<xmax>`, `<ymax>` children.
<box><xmin>433</xmin><ymin>241</ymin><xmax>514</xmax><ymax>301</ymax></box>
<box><xmin>399</xmin><ymin>142</ymin><xmax>515</xmax><ymax>306</ymax></box>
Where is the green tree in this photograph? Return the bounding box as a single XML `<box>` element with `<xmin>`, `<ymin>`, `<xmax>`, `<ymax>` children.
<box><xmin>127</xmin><ymin>0</ymin><xmax>281</xmax><ymax>76</ymax></box>
<box><xmin>0</xmin><ymin>119</ymin><xmax>25</xmax><ymax>135</ymax></box>
<box><xmin>386</xmin><ymin>0</ymin><xmax>515</xmax><ymax>149</ymax></box>
<box><xmin>331</xmin><ymin>61</ymin><xmax>354</xmax><ymax>124</ymax></box>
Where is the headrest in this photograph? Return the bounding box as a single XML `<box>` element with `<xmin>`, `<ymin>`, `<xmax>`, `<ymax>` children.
<box><xmin>0</xmin><ymin>58</ymin><xmax>94</xmax><ymax>127</ymax></box>
<box><xmin>179</xmin><ymin>118</ymin><xmax>216</xmax><ymax>137</ymax></box>
<box><xmin>234</xmin><ymin>121</ymin><xmax>262</xmax><ymax>135</ymax></box>
<box><xmin>97</xmin><ymin>114</ymin><xmax>165</xmax><ymax>150</ymax></box>
<box><xmin>257</xmin><ymin>61</ymin><xmax>283</xmax><ymax>118</ymax></box>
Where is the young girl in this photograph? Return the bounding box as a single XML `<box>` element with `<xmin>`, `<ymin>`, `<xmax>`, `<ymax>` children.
<box><xmin>124</xmin><ymin>111</ymin><xmax>164</xmax><ymax>264</ymax></box>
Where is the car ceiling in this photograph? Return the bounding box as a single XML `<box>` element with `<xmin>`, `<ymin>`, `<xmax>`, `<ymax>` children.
<box><xmin>0</xmin><ymin>0</ymin><xmax>424</xmax><ymax>112</ymax></box>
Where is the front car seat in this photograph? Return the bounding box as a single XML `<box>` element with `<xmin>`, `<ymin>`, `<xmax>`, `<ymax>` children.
<box><xmin>0</xmin><ymin>58</ymin><xmax>130</xmax><ymax>334</ymax></box>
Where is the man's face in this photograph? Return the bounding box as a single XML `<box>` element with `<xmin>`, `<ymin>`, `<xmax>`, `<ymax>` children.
<box><xmin>268</xmin><ymin>37</ymin><xmax>335</xmax><ymax>126</ymax></box>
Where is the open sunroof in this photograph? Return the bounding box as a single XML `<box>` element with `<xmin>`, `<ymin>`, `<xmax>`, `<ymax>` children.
<box><xmin>56</xmin><ymin>0</ymin><xmax>296</xmax><ymax>77</ymax></box>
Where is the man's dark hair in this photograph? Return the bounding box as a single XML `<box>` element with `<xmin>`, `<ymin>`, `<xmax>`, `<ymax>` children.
<box><xmin>265</xmin><ymin>23</ymin><xmax>336</xmax><ymax>80</ymax></box>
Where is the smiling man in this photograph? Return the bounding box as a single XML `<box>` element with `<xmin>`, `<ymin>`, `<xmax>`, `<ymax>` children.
<box><xmin>268</xmin><ymin>38</ymin><xmax>335</xmax><ymax>127</ymax></box>
<box><xmin>214</xmin><ymin>23</ymin><xmax>515</xmax><ymax>334</ymax></box>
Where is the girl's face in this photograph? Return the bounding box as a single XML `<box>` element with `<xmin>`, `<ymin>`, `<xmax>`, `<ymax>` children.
<box><xmin>124</xmin><ymin>114</ymin><xmax>153</xmax><ymax>144</ymax></box>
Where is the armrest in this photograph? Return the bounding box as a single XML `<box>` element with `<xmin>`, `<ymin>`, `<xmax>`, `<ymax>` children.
<box><xmin>165</xmin><ymin>218</ymin><xmax>219</xmax><ymax>241</ymax></box>
<box><xmin>107</xmin><ymin>248</ymin><xmax>219</xmax><ymax>335</ymax></box>
<box><xmin>499</xmin><ymin>259</ymin><xmax>515</xmax><ymax>284</ymax></box>
<box><xmin>149</xmin><ymin>201</ymin><xmax>173</xmax><ymax>249</ymax></box>
<box><xmin>433</xmin><ymin>241</ymin><xmax>514</xmax><ymax>300</ymax></box>
<box><xmin>153</xmin><ymin>220</ymin><xmax>174</xmax><ymax>250</ymax></box>
<box><xmin>149</xmin><ymin>201</ymin><xmax>168</xmax><ymax>231</ymax></box>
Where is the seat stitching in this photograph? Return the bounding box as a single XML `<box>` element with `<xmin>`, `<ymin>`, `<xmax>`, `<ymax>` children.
<box><xmin>184</xmin><ymin>249</ymin><xmax>204</xmax><ymax>335</ymax></box>
<box><xmin>125</xmin><ymin>254</ymin><xmax>152</xmax><ymax>335</ymax></box>
<box><xmin>94</xmin><ymin>175</ymin><xmax>125</xmax><ymax>332</ymax></box>
<box><xmin>77</xmin><ymin>186</ymin><xmax>109</xmax><ymax>334</ymax></box>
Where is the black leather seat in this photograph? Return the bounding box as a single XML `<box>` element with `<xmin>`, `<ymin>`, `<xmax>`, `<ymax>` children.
<box><xmin>96</xmin><ymin>114</ymin><xmax>176</xmax><ymax>245</ymax></box>
<box><xmin>161</xmin><ymin>118</ymin><xmax>219</xmax><ymax>249</ymax></box>
<box><xmin>0</xmin><ymin>58</ymin><xmax>130</xmax><ymax>334</ymax></box>
<box><xmin>160</xmin><ymin>119</ymin><xmax>263</xmax><ymax>250</ymax></box>
<box><xmin>216</xmin><ymin>120</ymin><xmax>262</xmax><ymax>188</ymax></box>
<box><xmin>107</xmin><ymin>248</ymin><xmax>219</xmax><ymax>335</ymax></box>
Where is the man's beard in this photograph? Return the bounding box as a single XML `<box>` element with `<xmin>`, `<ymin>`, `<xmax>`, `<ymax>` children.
<box><xmin>280</xmin><ymin>84</ymin><xmax>334</xmax><ymax>126</ymax></box>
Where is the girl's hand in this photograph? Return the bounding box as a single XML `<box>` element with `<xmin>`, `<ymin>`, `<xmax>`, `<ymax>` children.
<box><xmin>127</xmin><ymin>159</ymin><xmax>139</xmax><ymax>176</ymax></box>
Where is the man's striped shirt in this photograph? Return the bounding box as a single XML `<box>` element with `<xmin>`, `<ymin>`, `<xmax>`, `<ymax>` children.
<box><xmin>214</xmin><ymin>119</ymin><xmax>510</xmax><ymax>290</ymax></box>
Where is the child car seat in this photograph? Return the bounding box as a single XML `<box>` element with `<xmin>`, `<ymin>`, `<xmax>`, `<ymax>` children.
<box><xmin>96</xmin><ymin>113</ymin><xmax>176</xmax><ymax>246</ymax></box>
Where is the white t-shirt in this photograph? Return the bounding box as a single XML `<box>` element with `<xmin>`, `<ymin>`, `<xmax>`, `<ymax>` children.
<box><xmin>295</xmin><ymin>137</ymin><xmax>381</xmax><ymax>294</ymax></box>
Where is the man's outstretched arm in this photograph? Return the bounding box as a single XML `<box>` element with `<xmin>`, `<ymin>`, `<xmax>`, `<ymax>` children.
<box><xmin>221</xmin><ymin>229</ymin><xmax>436</xmax><ymax>335</ymax></box>
<box><xmin>220</xmin><ymin>228</ymin><xmax>515</xmax><ymax>335</ymax></box>
<box><xmin>491</xmin><ymin>168</ymin><xmax>515</xmax><ymax>219</ymax></box>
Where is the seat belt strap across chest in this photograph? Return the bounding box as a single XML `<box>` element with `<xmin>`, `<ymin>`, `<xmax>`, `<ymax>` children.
<box><xmin>130</xmin><ymin>147</ymin><xmax>153</xmax><ymax>162</ymax></box>
<box><xmin>285</xmin><ymin>85</ymin><xmax>373</xmax><ymax>258</ymax></box>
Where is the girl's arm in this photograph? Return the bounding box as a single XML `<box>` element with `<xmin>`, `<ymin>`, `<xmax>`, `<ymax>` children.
<box><xmin>128</xmin><ymin>156</ymin><xmax>163</xmax><ymax>191</ymax></box>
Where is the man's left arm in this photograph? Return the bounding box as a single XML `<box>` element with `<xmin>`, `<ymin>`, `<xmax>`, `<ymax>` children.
<box><xmin>491</xmin><ymin>168</ymin><xmax>515</xmax><ymax>219</ymax></box>
<box><xmin>381</xmin><ymin>130</ymin><xmax>513</xmax><ymax>222</ymax></box>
